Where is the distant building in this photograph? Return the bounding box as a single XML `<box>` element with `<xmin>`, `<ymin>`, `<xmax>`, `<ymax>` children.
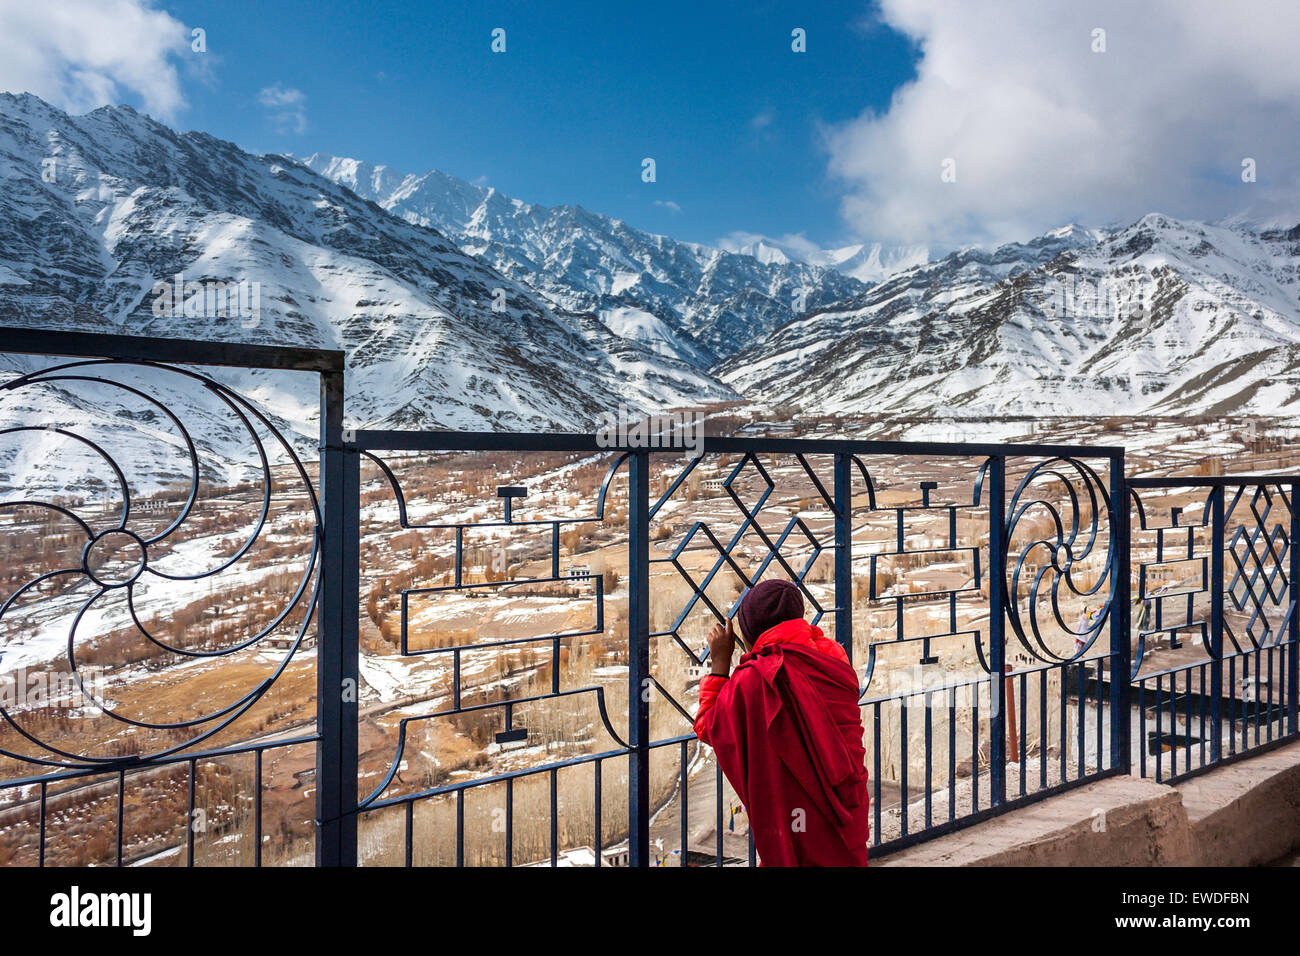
<box><xmin>262</xmin><ymin>633</ymin><xmax>314</xmax><ymax>651</ymax></box>
<box><xmin>736</xmin><ymin>420</ymin><xmax>798</xmax><ymax>437</ymax></box>
<box><xmin>522</xmin><ymin>844</ymin><xmax>629</xmax><ymax>867</ymax></box>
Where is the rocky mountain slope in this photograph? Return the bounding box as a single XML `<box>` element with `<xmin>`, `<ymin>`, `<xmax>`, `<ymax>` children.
<box><xmin>300</xmin><ymin>153</ymin><xmax>868</xmax><ymax>363</ymax></box>
<box><xmin>718</xmin><ymin>217</ymin><xmax>1300</xmax><ymax>420</ymax></box>
<box><xmin>0</xmin><ymin>93</ymin><xmax>754</xmax><ymax>490</ymax></box>
<box><xmin>717</xmin><ymin>233</ymin><xmax>930</xmax><ymax>285</ymax></box>
<box><xmin>3</xmin><ymin>92</ymin><xmax>1299</xmax><ymax>496</ymax></box>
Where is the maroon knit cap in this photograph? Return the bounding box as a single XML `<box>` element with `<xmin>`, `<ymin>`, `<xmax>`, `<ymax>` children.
<box><xmin>736</xmin><ymin>579</ymin><xmax>804</xmax><ymax>644</ymax></box>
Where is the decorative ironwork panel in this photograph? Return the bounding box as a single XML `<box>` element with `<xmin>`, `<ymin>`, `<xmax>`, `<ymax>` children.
<box><xmin>0</xmin><ymin>346</ymin><xmax>331</xmax><ymax>867</ymax></box>
<box><xmin>7</xmin><ymin>326</ymin><xmax>1297</xmax><ymax>867</ymax></box>
<box><xmin>1129</xmin><ymin>479</ymin><xmax>1298</xmax><ymax>782</ymax></box>
<box><xmin>347</xmin><ymin>445</ymin><xmax>636</xmax><ymax>866</ymax></box>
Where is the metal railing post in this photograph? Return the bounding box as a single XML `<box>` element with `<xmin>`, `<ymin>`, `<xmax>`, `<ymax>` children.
<box><xmin>1110</xmin><ymin>452</ymin><xmax>1132</xmax><ymax>773</ymax></box>
<box><xmin>316</xmin><ymin>369</ymin><xmax>359</xmax><ymax>865</ymax></box>
<box><xmin>987</xmin><ymin>455</ymin><xmax>1007</xmax><ymax>806</ymax></box>
<box><xmin>627</xmin><ymin>450</ymin><xmax>651</xmax><ymax>866</ymax></box>
<box><xmin>834</xmin><ymin>453</ymin><xmax>854</xmax><ymax>663</ymax></box>
<box><xmin>1289</xmin><ymin>480</ymin><xmax>1299</xmax><ymax>736</ymax></box>
<box><xmin>1209</xmin><ymin>485</ymin><xmax>1225</xmax><ymax>765</ymax></box>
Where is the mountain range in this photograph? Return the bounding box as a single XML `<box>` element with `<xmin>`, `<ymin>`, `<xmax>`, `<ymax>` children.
<box><xmin>1</xmin><ymin>92</ymin><xmax>1299</xmax><ymax>493</ymax></box>
<box><xmin>299</xmin><ymin>152</ymin><xmax>868</xmax><ymax>364</ymax></box>
<box><xmin>718</xmin><ymin>217</ymin><xmax>1300</xmax><ymax>420</ymax></box>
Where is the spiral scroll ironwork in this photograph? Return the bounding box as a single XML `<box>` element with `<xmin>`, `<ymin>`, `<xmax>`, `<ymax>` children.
<box><xmin>1005</xmin><ymin>457</ymin><xmax>1117</xmax><ymax>664</ymax></box>
<box><xmin>0</xmin><ymin>359</ymin><xmax>320</xmax><ymax>770</ymax></box>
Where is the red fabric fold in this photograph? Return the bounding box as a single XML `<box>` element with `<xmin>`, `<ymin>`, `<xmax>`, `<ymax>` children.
<box><xmin>694</xmin><ymin>618</ymin><xmax>870</xmax><ymax>866</ymax></box>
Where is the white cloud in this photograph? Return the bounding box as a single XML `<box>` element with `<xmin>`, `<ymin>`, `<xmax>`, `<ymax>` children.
<box><xmin>0</xmin><ymin>0</ymin><xmax>190</xmax><ymax>119</ymax></box>
<box><xmin>827</xmin><ymin>0</ymin><xmax>1300</xmax><ymax>244</ymax></box>
<box><xmin>258</xmin><ymin>82</ymin><xmax>307</xmax><ymax>134</ymax></box>
<box><xmin>654</xmin><ymin>199</ymin><xmax>682</xmax><ymax>214</ymax></box>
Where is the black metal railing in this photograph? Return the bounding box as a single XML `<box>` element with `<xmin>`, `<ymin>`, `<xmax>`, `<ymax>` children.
<box><xmin>0</xmin><ymin>327</ymin><xmax>1295</xmax><ymax>866</ymax></box>
<box><xmin>0</xmin><ymin>328</ymin><xmax>342</xmax><ymax>866</ymax></box>
<box><xmin>1128</xmin><ymin>477</ymin><xmax>1298</xmax><ymax>783</ymax></box>
<box><xmin>318</xmin><ymin>430</ymin><xmax>1135</xmax><ymax>864</ymax></box>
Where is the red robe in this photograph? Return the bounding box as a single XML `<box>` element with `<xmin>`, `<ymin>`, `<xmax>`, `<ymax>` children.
<box><xmin>694</xmin><ymin>618</ymin><xmax>870</xmax><ymax>866</ymax></box>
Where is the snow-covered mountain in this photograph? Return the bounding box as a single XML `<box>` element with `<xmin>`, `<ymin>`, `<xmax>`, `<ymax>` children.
<box><xmin>719</xmin><ymin>215</ymin><xmax>1300</xmax><ymax>419</ymax></box>
<box><xmin>3</xmin><ymin>92</ymin><xmax>1299</xmax><ymax>497</ymax></box>
<box><xmin>716</xmin><ymin>233</ymin><xmax>932</xmax><ymax>284</ymax></box>
<box><xmin>0</xmin><ymin>93</ymin><xmax>747</xmax><ymax>490</ymax></box>
<box><xmin>300</xmin><ymin>153</ymin><xmax>869</xmax><ymax>363</ymax></box>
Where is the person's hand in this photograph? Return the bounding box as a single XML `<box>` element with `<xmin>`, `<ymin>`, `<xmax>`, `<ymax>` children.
<box><xmin>707</xmin><ymin>618</ymin><xmax>736</xmax><ymax>676</ymax></box>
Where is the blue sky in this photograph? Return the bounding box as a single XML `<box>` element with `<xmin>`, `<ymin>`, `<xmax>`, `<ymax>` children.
<box><xmin>4</xmin><ymin>2</ymin><xmax>1298</xmax><ymax>248</ymax></box>
<box><xmin>163</xmin><ymin>0</ymin><xmax>919</xmax><ymax>248</ymax></box>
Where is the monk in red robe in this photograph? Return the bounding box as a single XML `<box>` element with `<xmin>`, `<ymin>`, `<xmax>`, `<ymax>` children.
<box><xmin>694</xmin><ymin>578</ymin><xmax>870</xmax><ymax>866</ymax></box>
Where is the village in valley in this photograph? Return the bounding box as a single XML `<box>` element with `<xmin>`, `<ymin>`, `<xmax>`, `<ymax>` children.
<box><xmin>0</xmin><ymin>391</ymin><xmax>1293</xmax><ymax>866</ymax></box>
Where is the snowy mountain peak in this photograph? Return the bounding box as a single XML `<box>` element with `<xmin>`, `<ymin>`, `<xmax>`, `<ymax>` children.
<box><xmin>299</xmin><ymin>153</ymin><xmax>870</xmax><ymax>363</ymax></box>
<box><xmin>716</xmin><ymin>231</ymin><xmax>932</xmax><ymax>284</ymax></box>
<box><xmin>3</xmin><ymin>92</ymin><xmax>1298</xmax><ymax>493</ymax></box>
<box><xmin>0</xmin><ymin>95</ymin><xmax>736</xmax><ymax>461</ymax></box>
<box><xmin>719</xmin><ymin>212</ymin><xmax>1300</xmax><ymax>421</ymax></box>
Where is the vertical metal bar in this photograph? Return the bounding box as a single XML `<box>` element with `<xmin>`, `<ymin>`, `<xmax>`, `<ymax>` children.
<box><xmin>1241</xmin><ymin>657</ymin><xmax>1249</xmax><ymax>753</ymax></box>
<box><xmin>948</xmin><ymin>686</ymin><xmax>957</xmax><ymax>821</ymax></box>
<box><xmin>899</xmin><ymin>700</ymin><xmax>909</xmax><ymax>835</ymax></box>
<box><xmin>1210</xmin><ymin>485</ymin><xmax>1225</xmax><ymax>765</ymax></box>
<box><xmin>505</xmin><ymin>778</ymin><xmax>514</xmax><ymax>868</ymax></box>
<box><xmin>39</xmin><ymin>781</ymin><xmax>47</xmax><ymax>867</ymax></box>
<box><xmin>186</xmin><ymin>761</ymin><xmax>195</xmax><ymax>866</ymax></box>
<box><xmin>627</xmin><ymin>450</ymin><xmax>651</xmax><ymax>867</ymax></box>
<box><xmin>987</xmin><ymin>455</ymin><xmax>1007</xmax><ymax>806</ymax></box>
<box><xmin>594</xmin><ymin>759</ymin><xmax>603</xmax><ymax>866</ymax></box>
<box><xmin>1155</xmin><ymin>674</ymin><xmax>1163</xmax><ymax>782</ymax></box>
<box><xmin>834</xmin><ymin>453</ymin><xmax>853</xmax><ymax>661</ymax></box>
<box><xmin>1172</xmin><ymin>672</ymin><xmax>1181</xmax><ymax>776</ymax></box>
<box><xmin>551</xmin><ymin>522</ymin><xmax>560</xmax><ymax>580</ymax></box>
<box><xmin>1019</xmin><ymin>672</ymin><xmax>1028</xmax><ymax>796</ymax></box>
<box><xmin>453</xmin><ymin>649</ymin><xmax>462</xmax><ymax>709</ymax></box>
<box><xmin>1199</xmin><ymin>664</ymin><xmax>1207</xmax><ymax>770</ymax></box>
<box><xmin>924</xmin><ymin>690</ymin><xmax>933</xmax><ymax>828</ymax></box>
<box><xmin>254</xmin><ymin>749</ymin><xmax>263</xmax><ymax>867</ymax></box>
<box><xmin>1110</xmin><ymin>452</ymin><xmax>1131</xmax><ymax>773</ymax></box>
<box><xmin>1258</xmin><ymin>650</ymin><xmax>1268</xmax><ymax>749</ymax></box>
<box><xmin>1290</xmin><ymin>479</ymin><xmax>1299</xmax><ymax>736</ymax></box>
<box><xmin>972</xmin><ymin>691</ymin><xmax>980</xmax><ymax>811</ymax></box>
<box><xmin>316</xmin><ymin>368</ymin><xmax>358</xmax><ymax>866</ymax></box>
<box><xmin>454</xmin><ymin>790</ymin><xmax>465</xmax><ymax>868</ymax></box>
<box><xmin>873</xmin><ymin>702</ymin><xmax>882</xmax><ymax>842</ymax></box>
<box><xmin>454</xmin><ymin>528</ymin><xmax>463</xmax><ymax>588</ymax></box>
<box><xmin>679</xmin><ymin>741</ymin><xmax>689</xmax><ymax>863</ymax></box>
<box><xmin>550</xmin><ymin>768</ymin><xmax>559</xmax><ymax>866</ymax></box>
<box><xmin>1039</xmin><ymin>669</ymin><xmax>1047</xmax><ymax>790</ymax></box>
<box><xmin>1097</xmin><ymin>659</ymin><xmax>1105</xmax><ymax>775</ymax></box>
<box><xmin>1076</xmin><ymin>661</ymin><xmax>1085</xmax><ymax>779</ymax></box>
<box><xmin>117</xmin><ymin>768</ymin><xmax>126</xmax><ymax>867</ymax></box>
<box><xmin>1228</xmin><ymin>656</ymin><xmax>1238</xmax><ymax>756</ymax></box>
<box><xmin>1255</xmin><ymin>650</ymin><xmax>1263</xmax><ymax>746</ymax></box>
<box><xmin>1139</xmin><ymin>680</ymin><xmax>1146</xmax><ymax>777</ymax></box>
<box><xmin>1059</xmin><ymin>667</ymin><xmax>1067</xmax><ymax>783</ymax></box>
